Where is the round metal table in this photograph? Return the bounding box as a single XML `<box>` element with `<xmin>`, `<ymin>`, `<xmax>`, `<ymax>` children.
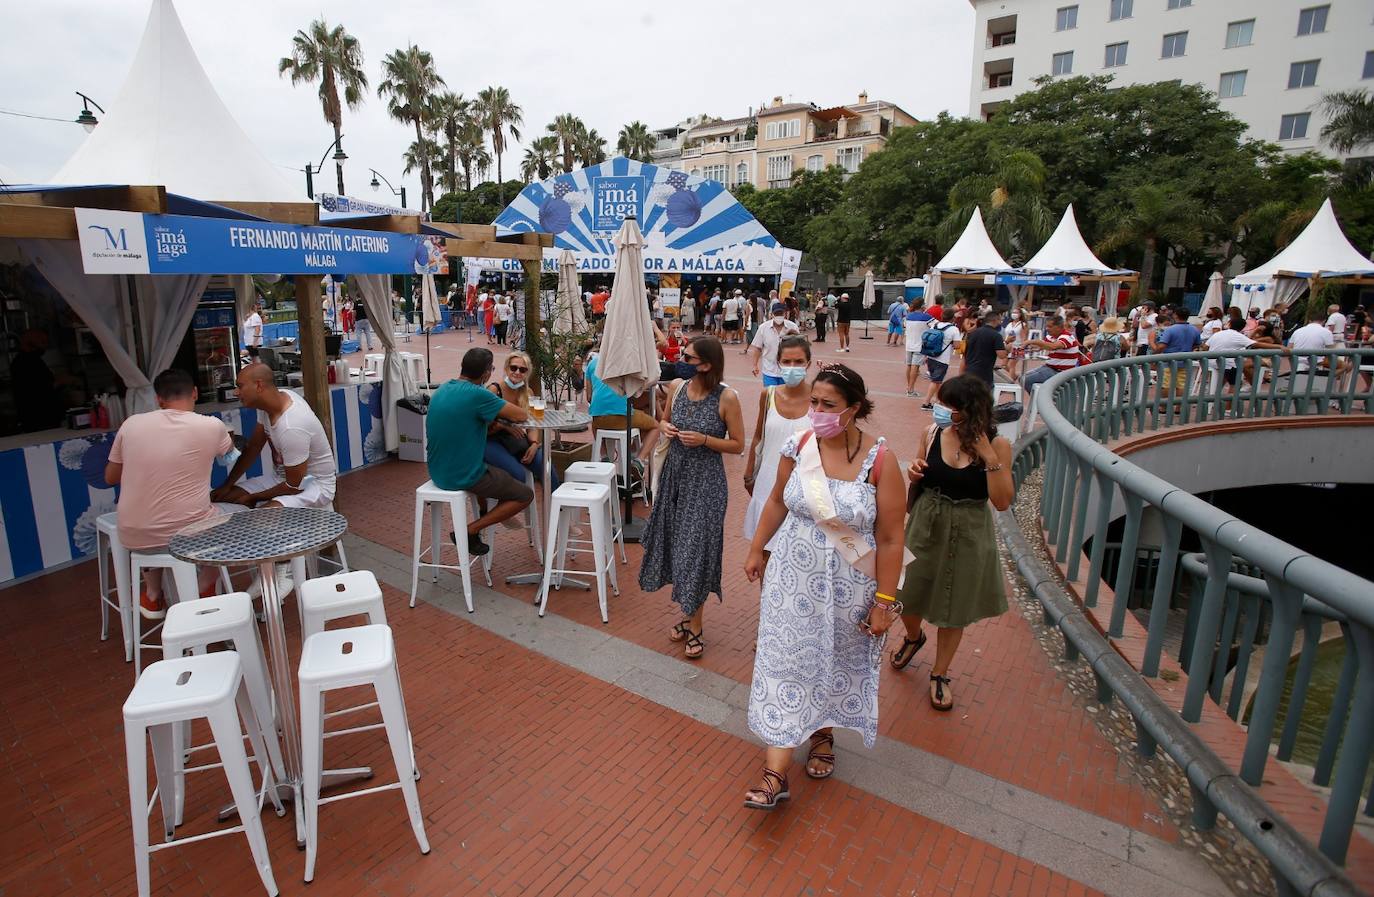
<box><xmin>170</xmin><ymin>506</ymin><xmax>347</xmax><ymax>846</ymax></box>
<box><xmin>504</xmin><ymin>407</ymin><xmax>593</xmax><ymax>588</ymax></box>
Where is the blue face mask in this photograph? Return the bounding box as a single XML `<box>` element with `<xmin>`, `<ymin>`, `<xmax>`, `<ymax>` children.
<box><xmin>675</xmin><ymin>361</ymin><xmax>700</xmax><ymax>380</ymax></box>
<box><xmin>932</xmin><ymin>405</ymin><xmax>954</xmax><ymax>428</ymax></box>
<box><xmin>780</xmin><ymin>365</ymin><xmax>807</xmax><ymax>387</ymax></box>
<box><xmin>504</xmin><ymin>377</ymin><xmax>524</xmax><ymax>390</ymax></box>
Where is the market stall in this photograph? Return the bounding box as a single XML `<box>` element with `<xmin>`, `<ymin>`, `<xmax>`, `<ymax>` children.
<box><xmin>1229</xmin><ymin>198</ymin><xmax>1374</xmax><ymax>313</ymax></box>
<box><xmin>926</xmin><ymin>206</ymin><xmax>1020</xmax><ymax>301</ymax></box>
<box><xmin>1020</xmin><ymin>205</ymin><xmax>1138</xmax><ymax>312</ymax></box>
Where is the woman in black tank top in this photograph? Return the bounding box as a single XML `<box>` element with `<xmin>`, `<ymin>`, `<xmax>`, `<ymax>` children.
<box><xmin>890</xmin><ymin>375</ymin><xmax>1015</xmax><ymax>711</ymax></box>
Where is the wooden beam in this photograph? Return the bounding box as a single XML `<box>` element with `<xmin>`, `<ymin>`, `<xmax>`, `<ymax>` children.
<box><xmin>427</xmin><ymin>221</ymin><xmax>498</xmax><ymax>241</ymax></box>
<box><xmin>0</xmin><ymin>203</ymin><xmax>77</xmax><ymax>239</ymax></box>
<box><xmin>294</xmin><ymin>275</ymin><xmax>332</xmax><ymax>446</ymax></box>
<box><xmin>213</xmin><ymin>201</ymin><xmax>319</xmax><ymax>225</ymax></box>
<box><xmin>443</xmin><ymin>239</ymin><xmax>545</xmax><ymax>261</ymax></box>
<box><xmin>495</xmin><ymin>231</ymin><xmax>555</xmax><ymax>248</ymax></box>
<box><xmin>326</xmin><ymin>214</ymin><xmax>421</xmax><ymax>234</ymax></box>
<box><xmin>0</xmin><ymin>185</ymin><xmax>167</xmax><ymax>213</ymax></box>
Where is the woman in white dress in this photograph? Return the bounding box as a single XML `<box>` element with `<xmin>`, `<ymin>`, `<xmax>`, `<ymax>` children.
<box><xmin>1004</xmin><ymin>308</ymin><xmax>1028</xmax><ymax>380</ymax></box>
<box><xmin>741</xmin><ymin>364</ymin><xmax>907</xmax><ymax>810</ymax></box>
<box><xmin>742</xmin><ymin>336</ymin><xmax>814</xmax><ymax>542</ymax></box>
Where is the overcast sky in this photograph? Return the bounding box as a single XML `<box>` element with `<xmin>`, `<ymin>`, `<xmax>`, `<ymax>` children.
<box><xmin>1</xmin><ymin>0</ymin><xmax>975</xmax><ymax>203</ymax></box>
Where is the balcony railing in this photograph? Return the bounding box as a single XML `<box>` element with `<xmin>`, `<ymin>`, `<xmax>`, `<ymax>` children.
<box><xmin>1003</xmin><ymin>348</ymin><xmax>1373</xmax><ymax>897</ymax></box>
<box><xmin>988</xmin><ymin>31</ymin><xmax>1016</xmax><ymax>48</ymax></box>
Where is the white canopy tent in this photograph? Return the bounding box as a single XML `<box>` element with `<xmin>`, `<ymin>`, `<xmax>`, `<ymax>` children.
<box><xmin>932</xmin><ymin>207</ymin><xmax>1014</xmax><ymax>276</ymax></box>
<box><xmin>1229</xmin><ymin>198</ymin><xmax>1374</xmax><ymax>313</ymax></box>
<box><xmin>53</xmin><ymin>0</ymin><xmax>299</xmax><ymax>202</ymax></box>
<box><xmin>1024</xmin><ymin>205</ymin><xmax>1131</xmax><ymax>276</ymax></box>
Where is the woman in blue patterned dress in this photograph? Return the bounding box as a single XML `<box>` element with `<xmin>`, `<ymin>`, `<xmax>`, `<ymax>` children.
<box><xmin>741</xmin><ymin>364</ymin><xmax>907</xmax><ymax>809</ymax></box>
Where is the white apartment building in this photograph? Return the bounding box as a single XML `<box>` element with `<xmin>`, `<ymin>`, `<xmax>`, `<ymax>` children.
<box><xmin>969</xmin><ymin>0</ymin><xmax>1374</xmax><ymax>156</ymax></box>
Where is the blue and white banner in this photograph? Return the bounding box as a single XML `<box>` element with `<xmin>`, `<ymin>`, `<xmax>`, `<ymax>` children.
<box><xmin>319</xmin><ymin>193</ymin><xmax>421</xmax><ymax>217</ymax></box>
<box><xmin>985</xmin><ymin>273</ymin><xmax>1079</xmax><ymax>286</ymax></box>
<box><xmin>487</xmin><ymin>156</ymin><xmax>779</xmax><ymax>272</ymax></box>
<box><xmin>75</xmin><ymin>208</ymin><xmax>441</xmax><ymax>276</ymax></box>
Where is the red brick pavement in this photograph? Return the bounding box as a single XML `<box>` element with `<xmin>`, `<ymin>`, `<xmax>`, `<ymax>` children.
<box><xmin>341</xmin><ymin>329</ymin><xmax>1175</xmax><ymax>843</ymax></box>
<box><xmin>0</xmin><ymin>559</ymin><xmax>1104</xmax><ymax>897</ymax></box>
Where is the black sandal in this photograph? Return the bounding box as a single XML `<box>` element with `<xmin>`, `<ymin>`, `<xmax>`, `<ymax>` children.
<box><xmin>669</xmin><ymin>620</ymin><xmax>691</xmax><ymax>643</ymax></box>
<box><xmin>890</xmin><ymin>629</ymin><xmax>927</xmax><ymax>670</ymax></box>
<box><xmin>743</xmin><ymin>768</ymin><xmax>790</xmax><ymax>810</ymax></box>
<box><xmin>806</xmin><ymin>731</ymin><xmax>835</xmax><ymax>780</ymax></box>
<box><xmin>930</xmin><ymin>674</ymin><xmax>953</xmax><ymax>711</ymax></box>
<box><xmin>684</xmin><ymin>630</ymin><xmax>705</xmax><ymax>660</ymax></box>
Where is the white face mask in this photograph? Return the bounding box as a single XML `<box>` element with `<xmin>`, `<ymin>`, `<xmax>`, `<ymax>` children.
<box><xmin>772</xmin><ymin>316</ymin><xmax>784</xmax><ymax>325</ymax></box>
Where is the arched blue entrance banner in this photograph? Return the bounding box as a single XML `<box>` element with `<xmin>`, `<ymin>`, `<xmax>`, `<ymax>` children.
<box><xmin>492</xmin><ymin>156</ymin><xmax>778</xmax><ymax>264</ymax></box>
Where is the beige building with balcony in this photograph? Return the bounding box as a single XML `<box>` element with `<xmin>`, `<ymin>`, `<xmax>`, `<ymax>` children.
<box><xmin>653</xmin><ymin>93</ymin><xmax>918</xmax><ymax>190</ymax></box>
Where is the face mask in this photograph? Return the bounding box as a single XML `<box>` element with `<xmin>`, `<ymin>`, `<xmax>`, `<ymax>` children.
<box><xmin>772</xmin><ymin>316</ymin><xmax>785</xmax><ymax>325</ymax></box>
<box><xmin>932</xmin><ymin>405</ymin><xmax>954</xmax><ymax>428</ymax></box>
<box><xmin>809</xmin><ymin>407</ymin><xmax>851</xmax><ymax>439</ymax></box>
<box><xmin>219</xmin><ymin>446</ymin><xmax>241</xmax><ymax>468</ymax></box>
<box><xmin>675</xmin><ymin>361</ymin><xmax>700</xmax><ymax>380</ymax></box>
<box><xmin>780</xmin><ymin>366</ymin><xmax>807</xmax><ymax>387</ymax></box>
<box><xmin>504</xmin><ymin>376</ymin><xmax>523</xmax><ymax>390</ymax></box>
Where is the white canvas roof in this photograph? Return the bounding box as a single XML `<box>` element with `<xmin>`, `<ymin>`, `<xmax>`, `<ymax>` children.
<box><xmin>1231</xmin><ymin>198</ymin><xmax>1374</xmax><ymax>284</ymax></box>
<box><xmin>52</xmin><ymin>0</ymin><xmax>299</xmax><ymax>203</ymax></box>
<box><xmin>1023</xmin><ymin>205</ymin><xmax>1127</xmax><ymax>275</ymax></box>
<box><xmin>932</xmin><ymin>207</ymin><xmax>1013</xmax><ymax>273</ymax></box>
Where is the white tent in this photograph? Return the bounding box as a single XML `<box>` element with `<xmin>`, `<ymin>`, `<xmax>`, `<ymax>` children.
<box><xmin>1229</xmin><ymin>198</ymin><xmax>1374</xmax><ymax>312</ymax></box>
<box><xmin>1023</xmin><ymin>205</ymin><xmax>1127</xmax><ymax>275</ymax></box>
<box><xmin>0</xmin><ymin>162</ymin><xmax>26</xmax><ymax>186</ymax></box>
<box><xmin>52</xmin><ymin>0</ymin><xmax>300</xmax><ymax>203</ymax></box>
<box><xmin>932</xmin><ymin>207</ymin><xmax>1013</xmax><ymax>274</ymax></box>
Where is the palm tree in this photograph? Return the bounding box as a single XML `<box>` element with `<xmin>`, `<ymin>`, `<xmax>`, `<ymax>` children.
<box><xmin>939</xmin><ymin>149</ymin><xmax>1054</xmax><ymax>264</ymax></box>
<box><xmin>578</xmin><ymin>128</ymin><xmax>608</xmax><ymax>167</ymax></box>
<box><xmin>278</xmin><ymin>19</ymin><xmax>367</xmax><ymax>195</ymax></box>
<box><xmin>377</xmin><ymin>45</ymin><xmax>445</xmax><ymax>210</ymax></box>
<box><xmin>428</xmin><ymin>90</ymin><xmax>472</xmax><ymax>195</ymax></box>
<box><xmin>547</xmin><ymin>114</ymin><xmax>584</xmax><ymax>173</ymax></box>
<box><xmin>403</xmin><ymin>137</ymin><xmax>444</xmax><ymax>184</ymax></box>
<box><xmin>617</xmin><ymin>121</ymin><xmax>655</xmax><ymax>162</ymax></box>
<box><xmin>521</xmin><ymin>136</ymin><xmax>562</xmax><ymax>182</ymax></box>
<box><xmin>474</xmin><ymin>86</ymin><xmax>523</xmax><ymax>204</ymax></box>
<box><xmin>1319</xmin><ymin>89</ymin><xmax>1374</xmax><ymax>155</ymax></box>
<box><xmin>1096</xmin><ymin>183</ymin><xmax>1207</xmax><ymax>291</ymax></box>
<box><xmin>455</xmin><ymin>128</ymin><xmax>491</xmax><ymax>193</ymax></box>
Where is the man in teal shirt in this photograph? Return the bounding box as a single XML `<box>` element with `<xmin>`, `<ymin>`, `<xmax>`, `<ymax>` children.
<box><xmin>427</xmin><ymin>347</ymin><xmax>534</xmax><ymax>556</ymax></box>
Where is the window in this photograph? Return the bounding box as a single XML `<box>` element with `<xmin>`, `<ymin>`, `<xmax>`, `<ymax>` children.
<box><xmin>1052</xmin><ymin>51</ymin><xmax>1074</xmax><ymax>75</ymax></box>
<box><xmin>806</xmin><ymin>154</ymin><xmax>824</xmax><ymax>172</ymax></box>
<box><xmin>1279</xmin><ymin>112</ymin><xmax>1311</xmax><ymax>140</ymax></box>
<box><xmin>1109</xmin><ymin>0</ymin><xmax>1132</xmax><ymax>21</ymax></box>
<box><xmin>836</xmin><ymin>146</ymin><xmax>863</xmax><ymax>173</ymax></box>
<box><xmin>1162</xmin><ymin>31</ymin><xmax>1187</xmax><ymax>58</ymax></box>
<box><xmin>736</xmin><ymin>162</ymin><xmax>749</xmax><ymax>185</ymax></box>
<box><xmin>1055</xmin><ymin>5</ymin><xmax>1077</xmax><ymax>30</ymax></box>
<box><xmin>1219</xmin><ymin>70</ymin><xmax>1247</xmax><ymax>98</ymax></box>
<box><xmin>764</xmin><ymin>119</ymin><xmax>801</xmax><ymax>141</ymax></box>
<box><xmin>1225</xmin><ymin>19</ymin><xmax>1254</xmax><ymax>48</ymax></box>
<box><xmin>1288</xmin><ymin>59</ymin><xmax>1319</xmax><ymax>89</ymax></box>
<box><xmin>1104</xmin><ymin>42</ymin><xmax>1128</xmax><ymax>67</ymax></box>
<box><xmin>991</xmin><ymin>71</ymin><xmax>1013</xmax><ymax>88</ymax></box>
<box><xmin>1297</xmin><ymin>5</ymin><xmax>1328</xmax><ymax>36</ymax></box>
<box><xmin>766</xmin><ymin>154</ymin><xmax>793</xmax><ymax>183</ymax></box>
<box><xmin>702</xmin><ymin>163</ymin><xmax>729</xmax><ymax>183</ymax></box>
<box><xmin>1365</xmin><ymin>51</ymin><xmax>1374</xmax><ymax>80</ymax></box>
<box><xmin>1167</xmin><ymin>0</ymin><xmax>1191</xmax><ymax>7</ymax></box>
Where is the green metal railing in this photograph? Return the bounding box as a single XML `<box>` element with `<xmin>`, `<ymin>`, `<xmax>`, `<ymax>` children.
<box><xmin>1004</xmin><ymin>347</ymin><xmax>1374</xmax><ymax>897</ymax></box>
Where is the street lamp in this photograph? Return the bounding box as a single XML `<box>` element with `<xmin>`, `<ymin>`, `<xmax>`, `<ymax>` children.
<box><xmin>304</xmin><ymin>136</ymin><xmax>348</xmax><ymax>199</ymax></box>
<box><xmin>368</xmin><ymin>169</ymin><xmax>407</xmax><ymax>209</ymax></box>
<box><xmin>75</xmin><ymin>92</ymin><xmax>105</xmax><ymax>132</ymax></box>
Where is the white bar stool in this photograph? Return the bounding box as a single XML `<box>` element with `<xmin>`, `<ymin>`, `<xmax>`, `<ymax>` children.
<box><xmin>299</xmin><ymin>625</ymin><xmax>429</xmax><ymax>883</ymax></box>
<box><xmin>363</xmin><ymin>353</ymin><xmax>385</xmax><ymax>376</ymax></box>
<box><xmin>399</xmin><ymin>352</ymin><xmax>425</xmax><ymax>383</ymax></box>
<box><xmin>130</xmin><ymin>551</ymin><xmax>203</xmax><ymax>680</ymax></box>
<box><xmin>410</xmin><ymin>480</ymin><xmax>493</xmax><ymax>612</ymax></box>
<box><xmin>123</xmin><ymin>652</ymin><xmax>282</xmax><ymax>897</ymax></box>
<box><xmin>992</xmin><ymin>382</ymin><xmax>1021</xmax><ymax>443</ymax></box>
<box><xmin>537</xmin><ymin>482</ymin><xmax>619</xmax><ymax>623</ymax></box>
<box><xmin>285</xmin><ymin>540</ymin><xmax>351</xmax><ymax>629</ymax></box>
<box><xmin>591</xmin><ymin>428</ymin><xmax>642</xmax><ymax>490</ymax></box>
<box><xmin>562</xmin><ymin>461</ymin><xmax>626</xmax><ymax>563</ymax></box>
<box><xmin>481</xmin><ymin>469</ymin><xmax>543</xmax><ymax>563</ymax></box>
<box><xmin>97</xmin><ymin>512</ymin><xmax>134</xmax><ymax>661</ymax></box>
<box><xmin>161</xmin><ymin>592</ymin><xmax>286</xmax><ymax>787</ymax></box>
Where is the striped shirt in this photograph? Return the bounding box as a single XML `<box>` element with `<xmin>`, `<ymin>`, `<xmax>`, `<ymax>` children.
<box><xmin>1045</xmin><ymin>334</ymin><xmax>1082</xmax><ymax>370</ymax></box>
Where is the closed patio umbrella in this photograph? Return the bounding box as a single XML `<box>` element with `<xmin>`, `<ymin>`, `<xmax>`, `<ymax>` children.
<box><xmin>860</xmin><ymin>269</ymin><xmax>876</xmax><ymax>340</ymax></box>
<box><xmin>554</xmin><ymin>249</ymin><xmax>586</xmax><ymax>334</ymax></box>
<box><xmin>1198</xmin><ymin>271</ymin><xmax>1224</xmax><ymax>319</ymax></box>
<box><xmin>595</xmin><ymin>215</ymin><xmax>660</xmax><ymax>539</ymax></box>
<box><xmin>419</xmin><ymin>273</ymin><xmax>442</xmax><ymax>385</ymax></box>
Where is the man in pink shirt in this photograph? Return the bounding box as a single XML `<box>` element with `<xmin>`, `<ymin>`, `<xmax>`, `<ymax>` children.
<box><xmin>106</xmin><ymin>368</ymin><xmax>233</xmax><ymax>619</ymax></box>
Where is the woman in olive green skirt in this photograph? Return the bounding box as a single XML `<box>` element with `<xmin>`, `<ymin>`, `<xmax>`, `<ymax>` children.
<box><xmin>891</xmin><ymin>376</ymin><xmax>1014</xmax><ymax>710</ymax></box>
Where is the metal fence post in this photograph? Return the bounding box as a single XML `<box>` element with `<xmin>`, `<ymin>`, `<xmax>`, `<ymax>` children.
<box><xmin>1319</xmin><ymin>624</ymin><xmax>1374</xmax><ymax>864</ymax></box>
<box><xmin>1241</xmin><ymin>578</ymin><xmax>1301</xmax><ymax>785</ymax></box>
<box><xmin>1182</xmin><ymin>538</ymin><xmax>1234</xmax><ymax>723</ymax></box>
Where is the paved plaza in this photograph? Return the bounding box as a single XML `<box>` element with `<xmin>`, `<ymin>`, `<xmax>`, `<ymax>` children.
<box><xmin>1</xmin><ymin>326</ymin><xmax>1358</xmax><ymax>897</ymax></box>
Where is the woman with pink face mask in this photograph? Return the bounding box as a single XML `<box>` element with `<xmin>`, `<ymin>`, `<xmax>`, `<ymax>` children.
<box><xmin>741</xmin><ymin>363</ymin><xmax>906</xmax><ymax>810</ymax></box>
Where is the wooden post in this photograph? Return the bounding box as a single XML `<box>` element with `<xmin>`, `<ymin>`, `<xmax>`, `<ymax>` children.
<box><xmin>294</xmin><ymin>274</ymin><xmax>333</xmax><ymax>446</ymax></box>
<box><xmin>522</xmin><ymin>258</ymin><xmax>543</xmax><ymax>395</ymax></box>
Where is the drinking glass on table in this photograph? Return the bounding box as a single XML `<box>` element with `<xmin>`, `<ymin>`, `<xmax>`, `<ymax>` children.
<box><xmin>530</xmin><ymin>396</ymin><xmax>546</xmax><ymax>421</ymax></box>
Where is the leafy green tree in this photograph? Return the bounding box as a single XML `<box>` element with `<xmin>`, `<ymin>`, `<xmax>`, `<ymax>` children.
<box><xmin>617</xmin><ymin>121</ymin><xmax>655</xmax><ymax>162</ymax></box>
<box><xmin>454</xmin><ymin>128</ymin><xmax>490</xmax><ymax>194</ymax></box>
<box><xmin>377</xmin><ymin>45</ymin><xmax>444</xmax><ymax>210</ymax></box>
<box><xmin>1095</xmin><ymin>183</ymin><xmax>1207</xmax><ymax>290</ymax></box>
<box><xmin>1319</xmin><ymin>89</ymin><xmax>1374</xmax><ymax>155</ymax></box>
<box><xmin>431</xmin><ymin>180</ymin><xmax>527</xmax><ymax>226</ymax></box>
<box><xmin>940</xmin><ymin>149</ymin><xmax>1053</xmax><ymax>264</ymax></box>
<box><xmin>473</xmin><ymin>86</ymin><xmax>523</xmax><ymax>205</ymax></box>
<box><xmin>278</xmin><ymin>19</ymin><xmax>367</xmax><ymax>195</ymax></box>
<box><xmin>736</xmin><ymin>166</ymin><xmax>847</xmax><ymax>254</ymax></box>
<box><xmin>402</xmin><ymin>137</ymin><xmax>443</xmax><ymax>185</ymax></box>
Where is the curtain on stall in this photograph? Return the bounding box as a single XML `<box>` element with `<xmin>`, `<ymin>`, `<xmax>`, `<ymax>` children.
<box><xmin>348</xmin><ymin>274</ymin><xmax>413</xmax><ymax>451</ymax></box>
<box><xmin>1272</xmin><ymin>276</ymin><xmax>1309</xmax><ymax>312</ymax></box>
<box><xmin>1098</xmin><ymin>282</ymin><xmax>1121</xmax><ymax>315</ymax></box>
<box><xmin>135</xmin><ymin>273</ymin><xmax>210</xmax><ymax>412</ymax></box>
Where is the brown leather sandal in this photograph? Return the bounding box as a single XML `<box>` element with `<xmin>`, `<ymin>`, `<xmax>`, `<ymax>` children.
<box><xmin>669</xmin><ymin>620</ymin><xmax>691</xmax><ymax>643</ymax></box>
<box><xmin>743</xmin><ymin>767</ymin><xmax>790</xmax><ymax>810</ymax></box>
<box><xmin>683</xmin><ymin>629</ymin><xmax>705</xmax><ymax>660</ymax></box>
<box><xmin>805</xmin><ymin>731</ymin><xmax>835</xmax><ymax>779</ymax></box>
<box><xmin>930</xmin><ymin>674</ymin><xmax>953</xmax><ymax>711</ymax></box>
<box><xmin>890</xmin><ymin>629</ymin><xmax>927</xmax><ymax>670</ymax></box>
